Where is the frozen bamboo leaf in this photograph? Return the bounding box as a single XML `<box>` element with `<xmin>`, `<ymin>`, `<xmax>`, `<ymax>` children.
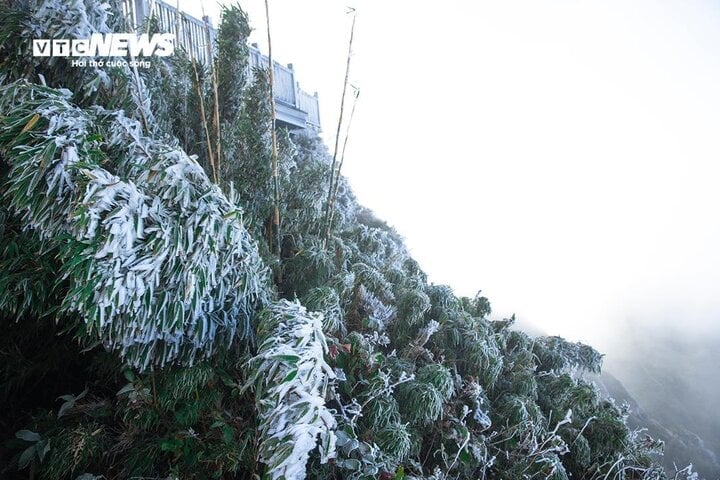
<box><xmin>0</xmin><ymin>81</ymin><xmax>268</xmax><ymax>370</ymax></box>
<box><xmin>246</xmin><ymin>300</ymin><xmax>337</xmax><ymax>480</ymax></box>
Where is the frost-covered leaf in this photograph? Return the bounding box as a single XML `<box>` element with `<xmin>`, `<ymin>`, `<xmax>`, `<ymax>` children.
<box><xmin>246</xmin><ymin>300</ymin><xmax>337</xmax><ymax>480</ymax></box>
<box><xmin>17</xmin><ymin>445</ymin><xmax>36</xmax><ymax>470</ymax></box>
<box><xmin>15</xmin><ymin>430</ymin><xmax>41</xmax><ymax>442</ymax></box>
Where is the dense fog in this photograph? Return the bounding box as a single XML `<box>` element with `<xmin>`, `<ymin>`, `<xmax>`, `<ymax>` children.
<box><xmin>603</xmin><ymin>321</ymin><xmax>720</xmax><ymax>479</ymax></box>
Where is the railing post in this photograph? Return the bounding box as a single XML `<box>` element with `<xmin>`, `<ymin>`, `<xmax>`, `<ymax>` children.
<box><xmin>288</xmin><ymin>64</ymin><xmax>297</xmax><ymax>107</ymax></box>
<box><xmin>133</xmin><ymin>0</ymin><xmax>148</xmax><ymax>28</ymax></box>
<box><xmin>314</xmin><ymin>92</ymin><xmax>321</xmax><ymax>130</ymax></box>
<box><xmin>202</xmin><ymin>15</ymin><xmax>215</xmax><ymax>67</ymax></box>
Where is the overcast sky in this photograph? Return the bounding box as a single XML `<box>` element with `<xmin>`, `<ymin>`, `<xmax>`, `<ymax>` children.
<box><xmin>179</xmin><ymin>0</ymin><xmax>720</xmax><ymax>351</ymax></box>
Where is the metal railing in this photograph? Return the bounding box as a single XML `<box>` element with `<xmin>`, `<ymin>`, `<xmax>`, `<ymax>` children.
<box><xmin>248</xmin><ymin>47</ymin><xmax>296</xmax><ymax>106</ymax></box>
<box><xmin>121</xmin><ymin>0</ymin><xmax>215</xmax><ymax>65</ymax></box>
<box><xmin>297</xmin><ymin>90</ymin><xmax>321</xmax><ymax>130</ymax></box>
<box><xmin>121</xmin><ymin>0</ymin><xmax>320</xmax><ymax>130</ymax></box>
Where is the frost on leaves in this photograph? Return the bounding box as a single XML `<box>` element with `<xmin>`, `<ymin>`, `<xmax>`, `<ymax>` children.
<box><xmin>246</xmin><ymin>300</ymin><xmax>337</xmax><ymax>480</ymax></box>
<box><xmin>0</xmin><ymin>81</ymin><xmax>268</xmax><ymax>370</ymax></box>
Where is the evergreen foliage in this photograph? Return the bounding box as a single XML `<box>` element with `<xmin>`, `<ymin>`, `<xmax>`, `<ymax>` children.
<box><xmin>0</xmin><ymin>1</ymin><xmax>698</xmax><ymax>479</ymax></box>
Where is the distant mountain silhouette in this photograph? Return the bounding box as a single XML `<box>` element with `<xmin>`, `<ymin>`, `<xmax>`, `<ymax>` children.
<box><xmin>593</xmin><ymin>367</ymin><xmax>720</xmax><ymax>480</ymax></box>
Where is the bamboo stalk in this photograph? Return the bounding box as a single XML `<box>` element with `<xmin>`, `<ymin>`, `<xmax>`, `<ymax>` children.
<box><xmin>127</xmin><ymin>3</ymin><xmax>150</xmax><ymax>135</ymax></box>
<box><xmin>326</xmin><ymin>87</ymin><xmax>360</xmax><ymax>237</ymax></box>
<box><xmin>130</xmin><ymin>62</ymin><xmax>150</xmax><ymax>133</ymax></box>
<box><xmin>264</xmin><ymin>0</ymin><xmax>281</xmax><ymax>256</ymax></box>
<box><xmin>323</xmin><ymin>8</ymin><xmax>356</xmax><ymax>246</ymax></box>
<box><xmin>170</xmin><ymin>0</ymin><xmax>190</xmax><ymax>153</ymax></box>
<box><xmin>191</xmin><ymin>54</ymin><xmax>217</xmax><ymax>183</ymax></box>
<box><xmin>212</xmin><ymin>61</ymin><xmax>221</xmax><ymax>182</ymax></box>
<box><xmin>201</xmin><ymin>2</ymin><xmax>222</xmax><ymax>182</ymax></box>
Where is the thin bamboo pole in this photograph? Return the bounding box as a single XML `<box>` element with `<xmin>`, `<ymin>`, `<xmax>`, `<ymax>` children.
<box><xmin>323</xmin><ymin>8</ymin><xmax>356</xmax><ymax>246</ymax></box>
<box><xmin>326</xmin><ymin>87</ymin><xmax>360</xmax><ymax>236</ymax></box>
<box><xmin>201</xmin><ymin>2</ymin><xmax>222</xmax><ymax>183</ymax></box>
<box><xmin>264</xmin><ymin>0</ymin><xmax>281</xmax><ymax>256</ymax></box>
<box><xmin>191</xmin><ymin>55</ymin><xmax>217</xmax><ymax>183</ymax></box>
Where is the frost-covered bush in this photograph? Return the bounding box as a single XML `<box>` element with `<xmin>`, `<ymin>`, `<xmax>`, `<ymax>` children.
<box><xmin>246</xmin><ymin>300</ymin><xmax>337</xmax><ymax>480</ymax></box>
<box><xmin>416</xmin><ymin>364</ymin><xmax>455</xmax><ymax>401</ymax></box>
<box><xmin>399</xmin><ymin>380</ymin><xmax>446</xmax><ymax>427</ymax></box>
<box><xmin>377</xmin><ymin>423</ymin><xmax>412</xmax><ymax>465</ymax></box>
<box><xmin>302</xmin><ymin>287</ymin><xmax>344</xmax><ymax>335</ymax></box>
<box><xmin>358</xmin><ymin>284</ymin><xmax>395</xmax><ymax>331</ymax></box>
<box><xmin>533</xmin><ymin>336</ymin><xmax>603</xmax><ymax>374</ymax></box>
<box><xmin>397</xmin><ymin>288</ymin><xmax>432</xmax><ymax>325</ymax></box>
<box><xmin>0</xmin><ymin>0</ymin><xmax>145</xmax><ymax>111</ymax></box>
<box><xmin>0</xmin><ymin>81</ymin><xmax>268</xmax><ymax>370</ymax></box>
<box><xmin>432</xmin><ymin>312</ymin><xmax>504</xmax><ymax>387</ymax></box>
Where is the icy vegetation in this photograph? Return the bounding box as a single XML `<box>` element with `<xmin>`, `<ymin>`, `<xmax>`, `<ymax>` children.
<box><xmin>247</xmin><ymin>300</ymin><xmax>337</xmax><ymax>480</ymax></box>
<box><xmin>0</xmin><ymin>1</ymin><xmax>705</xmax><ymax>479</ymax></box>
<box><xmin>0</xmin><ymin>81</ymin><xmax>268</xmax><ymax>370</ymax></box>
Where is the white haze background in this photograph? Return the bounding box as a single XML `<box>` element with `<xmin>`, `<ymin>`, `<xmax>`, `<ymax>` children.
<box><xmin>178</xmin><ymin>0</ymin><xmax>720</xmax><ymax>354</ymax></box>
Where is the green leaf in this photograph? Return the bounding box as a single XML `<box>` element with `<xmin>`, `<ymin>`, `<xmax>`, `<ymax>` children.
<box><xmin>216</xmin><ymin>369</ymin><xmax>239</xmax><ymax>389</ymax></box>
<box><xmin>273</xmin><ymin>354</ymin><xmax>300</xmax><ymax>364</ymax></box>
<box><xmin>75</xmin><ymin>474</ymin><xmax>102</xmax><ymax>480</ymax></box>
<box><xmin>36</xmin><ymin>439</ymin><xmax>50</xmax><ymax>462</ymax></box>
<box><xmin>335</xmin><ymin>429</ymin><xmax>350</xmax><ymax>447</ymax></box>
<box><xmin>15</xmin><ymin>430</ymin><xmax>41</xmax><ymax>442</ymax></box>
<box><xmin>58</xmin><ymin>387</ymin><xmax>89</xmax><ymax>417</ymax></box>
<box><xmin>58</xmin><ymin>400</ymin><xmax>74</xmax><ymax>418</ymax></box>
<box><xmin>342</xmin><ymin>458</ymin><xmax>361</xmax><ymax>471</ymax></box>
<box><xmin>160</xmin><ymin>438</ymin><xmax>183</xmax><ymax>452</ymax></box>
<box><xmin>222</xmin><ymin>425</ymin><xmax>234</xmax><ymax>445</ymax></box>
<box><xmin>363</xmin><ymin>465</ymin><xmax>379</xmax><ymax>476</ymax></box>
<box><xmin>282</xmin><ymin>369</ymin><xmax>298</xmax><ymax>383</ymax></box>
<box><xmin>116</xmin><ymin>383</ymin><xmax>135</xmax><ymax>396</ymax></box>
<box><xmin>268</xmin><ymin>443</ymin><xmax>294</xmax><ymax>469</ymax></box>
<box><xmin>17</xmin><ymin>445</ymin><xmax>35</xmax><ymax>470</ymax></box>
